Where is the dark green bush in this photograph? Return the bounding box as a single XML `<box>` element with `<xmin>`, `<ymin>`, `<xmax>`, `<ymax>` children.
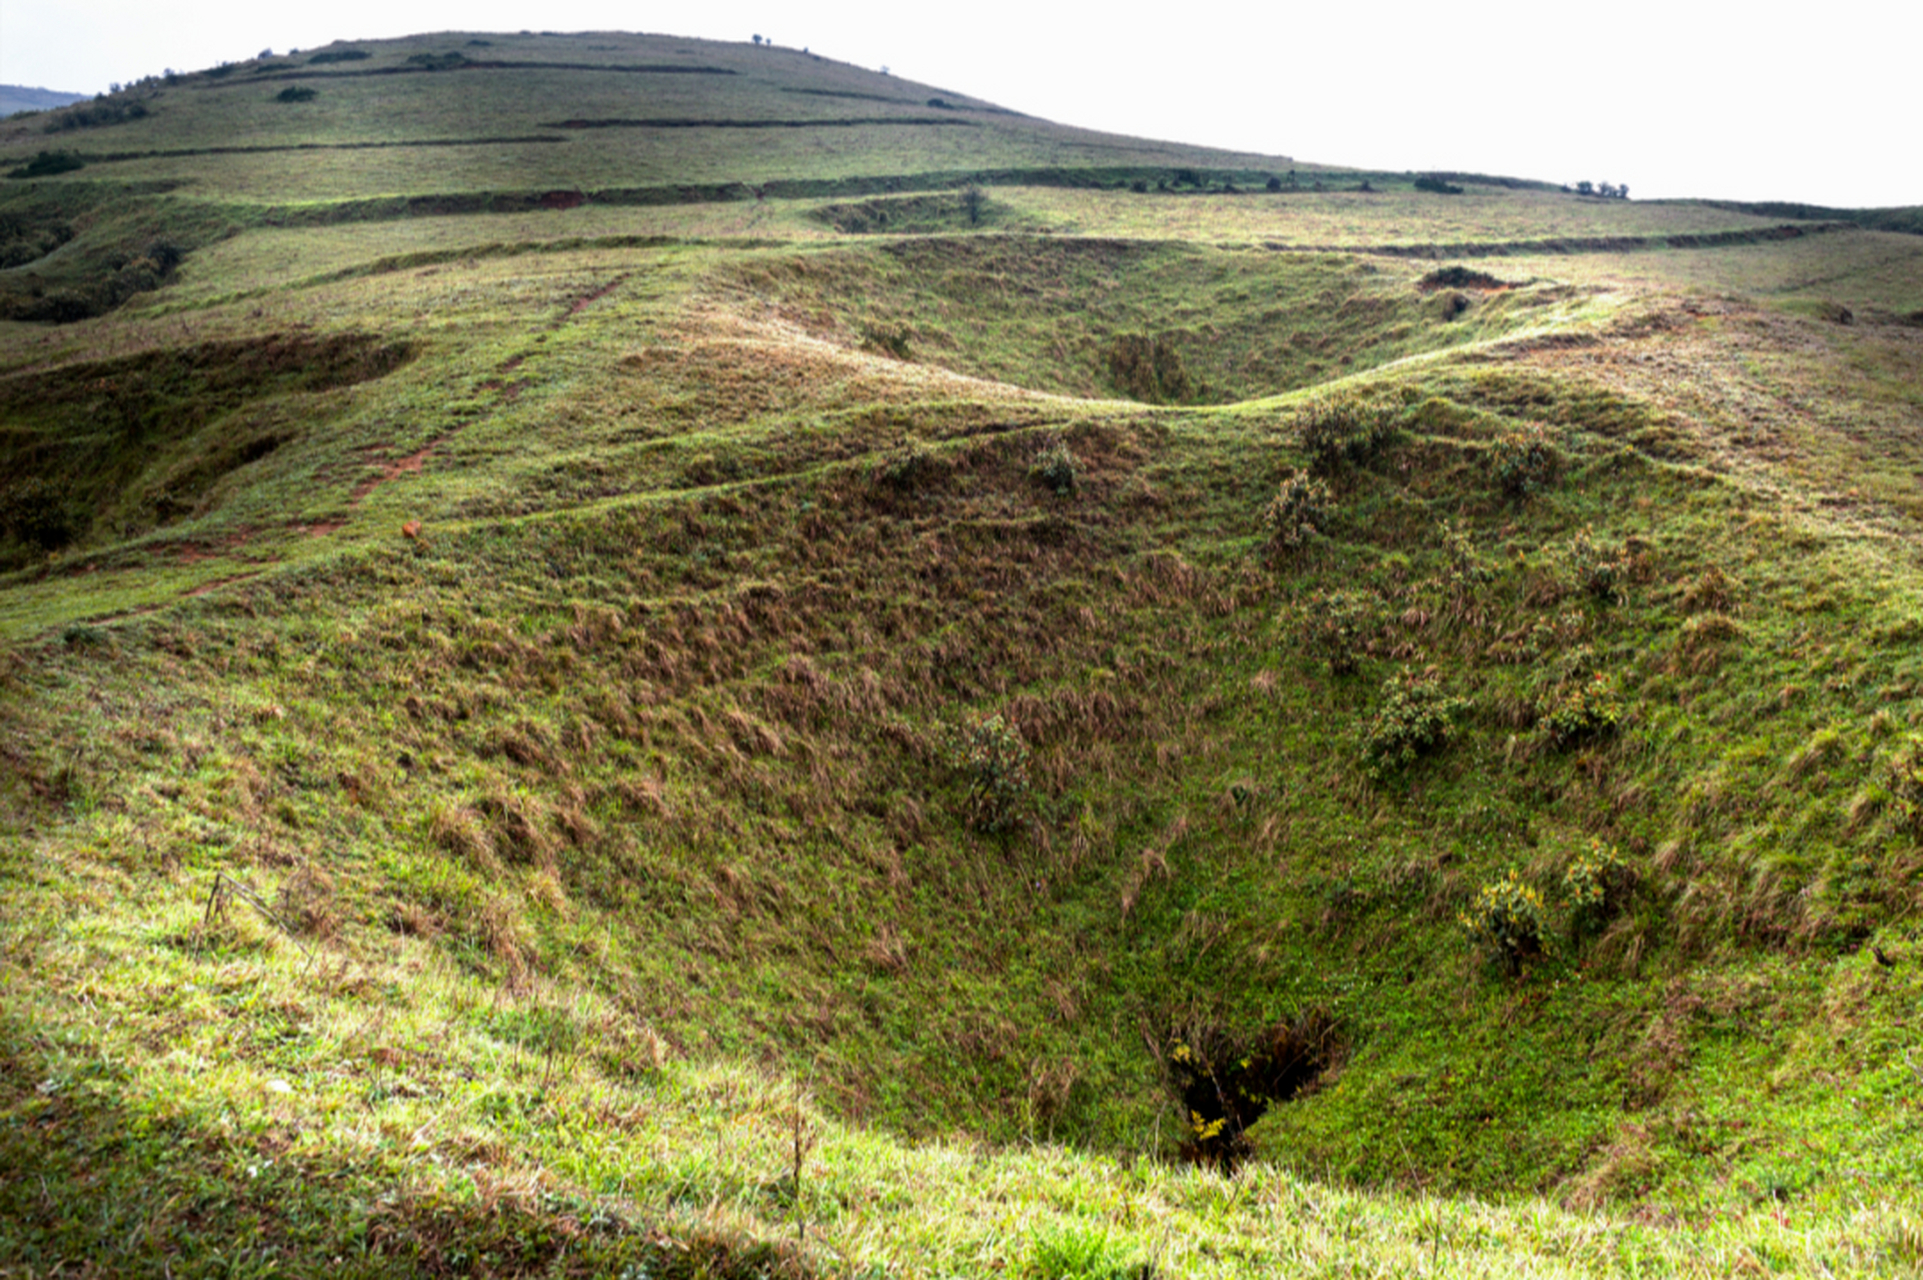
<box><xmin>6</xmin><ymin>151</ymin><xmax>85</xmax><ymax>179</ymax></box>
<box><xmin>1296</xmin><ymin>588</ymin><xmax>1377</xmax><ymax>676</ymax></box>
<box><xmin>0</xmin><ymin>476</ymin><xmax>80</xmax><ymax>550</ymax></box>
<box><xmin>1567</xmin><ymin>527</ymin><xmax>1629</xmax><ymax>603</ymax></box>
<box><xmin>1436</xmin><ymin>519</ymin><xmax>1494</xmax><ymax>618</ymax></box>
<box><xmin>1295</xmin><ymin>396</ymin><xmax>1394</xmax><ymax>473</ymax></box>
<box><xmin>1563</xmin><ymin>841</ymin><xmax>1636</xmax><ymax>936</ymax></box>
<box><xmin>1361</xmin><ymin>669</ymin><xmax>1469</xmax><ymax>779</ymax></box>
<box><xmin>1540</xmin><ymin>673</ymin><xmax>1623</xmax><ymax>748</ymax></box>
<box><xmin>1263</xmin><ymin>471</ymin><xmax>1333</xmax><ymax>557</ymax></box>
<box><xmin>1489</xmin><ymin>421</ymin><xmax>1557</xmax><ymax>497</ymax></box>
<box><xmin>42</xmin><ymin>99</ymin><xmax>148</xmax><ymax>132</ymax></box>
<box><xmin>1460</xmin><ymin>871</ymin><xmax>1549</xmax><ymax>975</ymax></box>
<box><xmin>948</xmin><ymin>714</ymin><xmax>1030</xmax><ymax>834</ymax></box>
<box><xmin>275</xmin><ymin>86</ymin><xmax>318</xmax><ymax>103</ymax></box>
<box><xmin>1414</xmin><ymin>175</ymin><xmax>1464</xmax><ymax>195</ymax></box>
<box><xmin>1027</xmin><ymin>436</ymin><xmax>1082</xmax><ymax>497</ymax></box>
<box><xmin>307</xmin><ymin>50</ymin><xmax>371</xmax><ymax>64</ymax></box>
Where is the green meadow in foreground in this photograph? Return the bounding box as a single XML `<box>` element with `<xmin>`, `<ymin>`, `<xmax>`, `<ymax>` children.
<box><xmin>4</xmin><ymin>29</ymin><xmax>1923</xmax><ymax>1278</ymax></box>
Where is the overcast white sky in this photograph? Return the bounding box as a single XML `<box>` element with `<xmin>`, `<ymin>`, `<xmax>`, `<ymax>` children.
<box><xmin>2</xmin><ymin>0</ymin><xmax>1916</xmax><ymax>208</ymax></box>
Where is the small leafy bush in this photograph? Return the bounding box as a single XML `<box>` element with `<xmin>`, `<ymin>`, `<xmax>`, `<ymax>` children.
<box><xmin>1361</xmin><ymin>669</ymin><xmax>1469</xmax><ymax>779</ymax></box>
<box><xmin>1563</xmin><ymin>841</ymin><xmax>1636</xmax><ymax>936</ymax></box>
<box><xmin>947</xmin><ymin>713</ymin><xmax>1030</xmax><ymax>834</ymax></box>
<box><xmin>1028</xmin><ymin>436</ymin><xmax>1082</xmax><ymax>496</ymax></box>
<box><xmin>275</xmin><ymin>86</ymin><xmax>318</xmax><ymax>103</ymax></box>
<box><xmin>1414</xmin><ymin>175</ymin><xmax>1465</xmax><ymax>195</ymax></box>
<box><xmin>1263</xmin><ymin>470</ymin><xmax>1332</xmax><ymax>556</ymax></box>
<box><xmin>1541</xmin><ymin>673</ymin><xmax>1624</xmax><ymax>748</ymax></box>
<box><xmin>1489</xmin><ymin>421</ymin><xmax>1557</xmax><ymax>497</ymax></box>
<box><xmin>1296</xmin><ymin>395</ymin><xmax>1394</xmax><ymax>473</ymax></box>
<box><xmin>1436</xmin><ymin>519</ymin><xmax>1494</xmax><ymax>619</ymax></box>
<box><xmin>1460</xmin><ymin>871</ymin><xmax>1549</xmax><ymax>974</ymax></box>
<box><xmin>1297</xmin><ymin>588</ymin><xmax>1376</xmax><ymax>676</ymax></box>
<box><xmin>1568</xmin><ymin>527</ymin><xmax>1630</xmax><ymax>603</ymax></box>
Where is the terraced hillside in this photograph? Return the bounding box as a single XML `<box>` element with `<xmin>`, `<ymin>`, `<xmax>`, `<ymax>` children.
<box><xmin>5</xmin><ymin>29</ymin><xmax>1923</xmax><ymax>1279</ymax></box>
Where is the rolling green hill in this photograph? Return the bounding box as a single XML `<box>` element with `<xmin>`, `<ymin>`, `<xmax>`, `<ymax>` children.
<box><xmin>4</xmin><ymin>29</ymin><xmax>1923</xmax><ymax>1279</ymax></box>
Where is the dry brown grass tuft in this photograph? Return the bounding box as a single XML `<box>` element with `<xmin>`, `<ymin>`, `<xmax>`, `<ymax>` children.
<box><xmin>428</xmin><ymin>799</ymin><xmax>498</xmax><ymax>868</ymax></box>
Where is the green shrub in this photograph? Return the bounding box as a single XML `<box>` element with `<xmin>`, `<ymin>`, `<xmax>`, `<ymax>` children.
<box><xmin>6</xmin><ymin>150</ymin><xmax>85</xmax><ymax>179</ymax></box>
<box><xmin>1297</xmin><ymin>588</ymin><xmax>1376</xmax><ymax>676</ymax></box>
<box><xmin>1361</xmin><ymin>669</ymin><xmax>1469</xmax><ymax>779</ymax></box>
<box><xmin>1540</xmin><ymin>673</ymin><xmax>1624</xmax><ymax>748</ymax></box>
<box><xmin>1262</xmin><ymin>470</ymin><xmax>1332</xmax><ymax>556</ymax></box>
<box><xmin>1562</xmin><ymin>841</ymin><xmax>1636</xmax><ymax>936</ymax></box>
<box><xmin>41</xmin><ymin>99</ymin><xmax>147</xmax><ymax>132</ymax></box>
<box><xmin>1489</xmin><ymin>421</ymin><xmax>1557</xmax><ymax>497</ymax></box>
<box><xmin>1295</xmin><ymin>395</ymin><xmax>1394</xmax><ymax>473</ymax></box>
<box><xmin>405</xmin><ymin>52</ymin><xmax>469</xmax><ymax>71</ymax></box>
<box><xmin>1436</xmin><ymin>519</ymin><xmax>1494</xmax><ymax>618</ymax></box>
<box><xmin>948</xmin><ymin>713</ymin><xmax>1030</xmax><ymax>834</ymax></box>
<box><xmin>0</xmin><ymin>476</ymin><xmax>79</xmax><ymax>549</ymax></box>
<box><xmin>1460</xmin><ymin>871</ymin><xmax>1549</xmax><ymax>974</ymax></box>
<box><xmin>275</xmin><ymin>86</ymin><xmax>318</xmax><ymax>103</ymax></box>
<box><xmin>1028</xmin><ymin>436</ymin><xmax>1082</xmax><ymax>496</ymax></box>
<box><xmin>1567</xmin><ymin>527</ymin><xmax>1629</xmax><ymax>603</ymax></box>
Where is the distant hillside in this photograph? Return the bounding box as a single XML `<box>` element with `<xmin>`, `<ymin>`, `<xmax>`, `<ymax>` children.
<box><xmin>0</xmin><ymin>85</ymin><xmax>89</xmax><ymax>117</ymax></box>
<box><xmin>1696</xmin><ymin>198</ymin><xmax>1923</xmax><ymax>238</ymax></box>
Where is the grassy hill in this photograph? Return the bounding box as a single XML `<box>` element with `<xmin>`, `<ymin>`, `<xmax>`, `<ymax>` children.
<box><xmin>4</xmin><ymin>29</ymin><xmax>1923</xmax><ymax>1278</ymax></box>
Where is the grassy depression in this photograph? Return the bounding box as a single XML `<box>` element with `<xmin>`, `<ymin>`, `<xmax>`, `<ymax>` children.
<box><xmin>4</xmin><ymin>25</ymin><xmax>1923</xmax><ymax>1280</ymax></box>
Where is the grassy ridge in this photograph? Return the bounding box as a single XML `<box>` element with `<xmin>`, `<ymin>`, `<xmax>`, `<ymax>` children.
<box><xmin>4</xmin><ymin>27</ymin><xmax>1923</xmax><ymax>1278</ymax></box>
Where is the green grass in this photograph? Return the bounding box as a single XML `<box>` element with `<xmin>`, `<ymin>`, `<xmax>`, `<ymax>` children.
<box><xmin>5</xmin><ymin>26</ymin><xmax>1923</xmax><ymax>1278</ymax></box>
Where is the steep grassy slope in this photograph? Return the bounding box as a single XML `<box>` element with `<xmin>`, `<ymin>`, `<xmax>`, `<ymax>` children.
<box><xmin>4</xmin><ymin>29</ymin><xmax>1923</xmax><ymax>1280</ymax></box>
